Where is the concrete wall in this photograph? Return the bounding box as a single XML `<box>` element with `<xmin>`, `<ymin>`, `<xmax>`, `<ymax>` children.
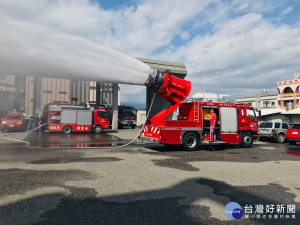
<box><xmin>25</xmin><ymin>76</ymin><xmax>35</xmax><ymax>116</ymax></box>
<box><xmin>290</xmin><ymin>115</ymin><xmax>300</xmax><ymax>123</ymax></box>
<box><xmin>0</xmin><ymin>75</ymin><xmax>16</xmax><ymax>117</ymax></box>
<box><xmin>71</xmin><ymin>80</ymin><xmax>90</xmax><ymax>106</ymax></box>
<box><xmin>39</xmin><ymin>77</ymin><xmax>71</xmax><ymax>114</ymax></box>
<box><xmin>261</xmin><ymin>114</ymin><xmax>290</xmax><ymax>123</ymax></box>
<box><xmin>137</xmin><ymin>110</ymin><xmax>146</xmax><ymax>126</ymax></box>
<box><xmin>261</xmin><ymin>113</ymin><xmax>300</xmax><ymax>124</ymax></box>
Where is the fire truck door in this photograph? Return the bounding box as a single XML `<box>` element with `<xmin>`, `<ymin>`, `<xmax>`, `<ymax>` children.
<box><xmin>220</xmin><ymin>107</ymin><xmax>238</xmax><ymax>133</ymax></box>
<box><xmin>61</xmin><ymin>111</ymin><xmax>76</xmax><ymax>124</ymax></box>
<box><xmin>77</xmin><ymin>111</ymin><xmax>92</xmax><ymax>125</ymax></box>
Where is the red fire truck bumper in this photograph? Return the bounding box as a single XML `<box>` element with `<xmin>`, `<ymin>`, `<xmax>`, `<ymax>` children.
<box><xmin>139</xmin><ymin>135</ymin><xmax>160</xmax><ymax>143</ymax></box>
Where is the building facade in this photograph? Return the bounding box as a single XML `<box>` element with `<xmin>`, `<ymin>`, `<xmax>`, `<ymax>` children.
<box><xmin>235</xmin><ymin>91</ymin><xmax>278</xmax><ymax>109</ymax></box>
<box><xmin>0</xmin><ymin>75</ymin><xmax>116</xmax><ymax>116</ymax></box>
<box><xmin>0</xmin><ymin>75</ymin><xmax>26</xmax><ymax>118</ymax></box>
<box><xmin>277</xmin><ymin>73</ymin><xmax>300</xmax><ymax>110</ymax></box>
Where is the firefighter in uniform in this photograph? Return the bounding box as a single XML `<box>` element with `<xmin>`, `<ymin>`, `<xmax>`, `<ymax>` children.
<box><xmin>210</xmin><ymin>110</ymin><xmax>217</xmax><ymax>142</ymax></box>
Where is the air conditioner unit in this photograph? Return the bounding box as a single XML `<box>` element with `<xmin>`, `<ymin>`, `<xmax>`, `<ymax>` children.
<box><xmin>103</xmin><ymin>83</ymin><xmax>108</xmax><ymax>87</ymax></box>
<box><xmin>108</xmin><ymin>83</ymin><xmax>113</xmax><ymax>88</ymax></box>
<box><xmin>102</xmin><ymin>98</ymin><xmax>107</xmax><ymax>103</ymax></box>
<box><xmin>108</xmin><ymin>88</ymin><xmax>113</xmax><ymax>92</ymax></box>
<box><xmin>103</xmin><ymin>87</ymin><xmax>107</xmax><ymax>91</ymax></box>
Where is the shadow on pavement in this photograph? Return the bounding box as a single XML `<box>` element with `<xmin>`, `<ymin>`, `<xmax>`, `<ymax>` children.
<box><xmin>141</xmin><ymin>142</ymin><xmax>300</xmax><ymax>171</ymax></box>
<box><xmin>0</xmin><ymin>176</ymin><xmax>299</xmax><ymax>225</ymax></box>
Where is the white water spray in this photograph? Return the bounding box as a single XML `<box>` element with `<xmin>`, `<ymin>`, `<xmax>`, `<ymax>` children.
<box><xmin>0</xmin><ymin>16</ymin><xmax>151</xmax><ymax>85</ymax></box>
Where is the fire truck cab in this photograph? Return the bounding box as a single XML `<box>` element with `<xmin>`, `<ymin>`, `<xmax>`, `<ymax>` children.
<box><xmin>140</xmin><ymin>100</ymin><xmax>258</xmax><ymax>151</ymax></box>
<box><xmin>47</xmin><ymin>104</ymin><xmax>109</xmax><ymax>134</ymax></box>
<box><xmin>118</xmin><ymin>106</ymin><xmax>137</xmax><ymax>129</ymax></box>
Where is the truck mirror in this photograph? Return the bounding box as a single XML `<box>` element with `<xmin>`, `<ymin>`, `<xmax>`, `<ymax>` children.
<box><xmin>255</xmin><ymin>109</ymin><xmax>261</xmax><ymax>120</ymax></box>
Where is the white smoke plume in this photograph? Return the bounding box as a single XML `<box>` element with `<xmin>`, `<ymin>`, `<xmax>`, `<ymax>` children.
<box><xmin>0</xmin><ymin>9</ymin><xmax>150</xmax><ymax>85</ymax></box>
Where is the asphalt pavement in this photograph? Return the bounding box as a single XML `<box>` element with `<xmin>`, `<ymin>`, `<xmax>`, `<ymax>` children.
<box><xmin>0</xmin><ymin>128</ymin><xmax>299</xmax><ymax>225</ymax></box>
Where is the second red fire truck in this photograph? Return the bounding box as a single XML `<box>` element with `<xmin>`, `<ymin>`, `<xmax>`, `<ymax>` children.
<box><xmin>47</xmin><ymin>104</ymin><xmax>110</xmax><ymax>134</ymax></box>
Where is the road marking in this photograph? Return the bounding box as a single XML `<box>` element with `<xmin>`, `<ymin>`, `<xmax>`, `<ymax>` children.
<box><xmin>261</xmin><ymin>146</ymin><xmax>276</xmax><ymax>150</ymax></box>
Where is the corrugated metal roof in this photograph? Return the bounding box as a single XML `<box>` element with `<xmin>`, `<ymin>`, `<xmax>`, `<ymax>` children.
<box><xmin>261</xmin><ymin>108</ymin><xmax>286</xmax><ymax>116</ymax></box>
<box><xmin>137</xmin><ymin>57</ymin><xmax>187</xmax><ymax>78</ymax></box>
<box><xmin>283</xmin><ymin>108</ymin><xmax>300</xmax><ymax>114</ymax></box>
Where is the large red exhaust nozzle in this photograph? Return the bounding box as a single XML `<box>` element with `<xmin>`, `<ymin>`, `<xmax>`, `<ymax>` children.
<box><xmin>145</xmin><ymin>68</ymin><xmax>191</xmax><ymax>105</ymax></box>
<box><xmin>144</xmin><ymin>68</ymin><xmax>191</xmax><ymax>125</ymax></box>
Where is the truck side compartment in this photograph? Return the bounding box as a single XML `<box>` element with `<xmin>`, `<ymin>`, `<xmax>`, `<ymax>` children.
<box><xmin>47</xmin><ymin>104</ymin><xmax>109</xmax><ymax>134</ymax></box>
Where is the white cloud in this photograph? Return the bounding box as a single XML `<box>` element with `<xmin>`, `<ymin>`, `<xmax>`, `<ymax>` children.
<box><xmin>281</xmin><ymin>6</ymin><xmax>293</xmax><ymax>16</ymax></box>
<box><xmin>156</xmin><ymin>11</ymin><xmax>300</xmax><ymax>100</ymax></box>
<box><xmin>0</xmin><ymin>0</ymin><xmax>300</xmax><ymax>105</ymax></box>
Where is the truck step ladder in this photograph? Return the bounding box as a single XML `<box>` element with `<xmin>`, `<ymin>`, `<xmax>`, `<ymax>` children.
<box><xmin>194</xmin><ymin>99</ymin><xmax>200</xmax><ymax>123</ymax></box>
<box><xmin>201</xmin><ymin>140</ymin><xmax>227</xmax><ymax>145</ymax></box>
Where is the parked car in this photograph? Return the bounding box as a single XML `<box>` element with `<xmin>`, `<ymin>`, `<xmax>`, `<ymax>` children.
<box><xmin>286</xmin><ymin>123</ymin><xmax>300</xmax><ymax>145</ymax></box>
<box><xmin>258</xmin><ymin>121</ymin><xmax>289</xmax><ymax>143</ymax></box>
<box><xmin>0</xmin><ymin>112</ymin><xmax>26</xmax><ymax>132</ymax></box>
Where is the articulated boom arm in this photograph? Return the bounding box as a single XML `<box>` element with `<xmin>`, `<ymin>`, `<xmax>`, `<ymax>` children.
<box><xmin>145</xmin><ymin>69</ymin><xmax>191</xmax><ymax>125</ymax></box>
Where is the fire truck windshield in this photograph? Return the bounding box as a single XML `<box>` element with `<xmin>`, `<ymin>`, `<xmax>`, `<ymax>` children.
<box><xmin>122</xmin><ymin>109</ymin><xmax>136</xmax><ymax>117</ymax></box>
<box><xmin>6</xmin><ymin>115</ymin><xmax>22</xmax><ymax>120</ymax></box>
<box><xmin>97</xmin><ymin>111</ymin><xmax>107</xmax><ymax>119</ymax></box>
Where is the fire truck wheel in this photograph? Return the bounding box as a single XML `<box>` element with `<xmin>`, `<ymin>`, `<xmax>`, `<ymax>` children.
<box><xmin>94</xmin><ymin>125</ymin><xmax>103</xmax><ymax>134</ymax></box>
<box><xmin>183</xmin><ymin>132</ymin><xmax>200</xmax><ymax>151</ymax></box>
<box><xmin>131</xmin><ymin>124</ymin><xmax>136</xmax><ymax>129</ymax></box>
<box><xmin>240</xmin><ymin>132</ymin><xmax>253</xmax><ymax>148</ymax></box>
<box><xmin>62</xmin><ymin>126</ymin><xmax>72</xmax><ymax>134</ymax></box>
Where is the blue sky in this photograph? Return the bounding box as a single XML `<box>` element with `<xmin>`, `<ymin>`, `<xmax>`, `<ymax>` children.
<box><xmin>95</xmin><ymin>0</ymin><xmax>137</xmax><ymax>10</ymax></box>
<box><xmin>1</xmin><ymin>0</ymin><xmax>300</xmax><ymax>105</ymax></box>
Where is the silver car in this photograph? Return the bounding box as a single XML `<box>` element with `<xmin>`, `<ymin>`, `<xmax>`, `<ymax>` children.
<box><xmin>258</xmin><ymin>121</ymin><xmax>289</xmax><ymax>143</ymax></box>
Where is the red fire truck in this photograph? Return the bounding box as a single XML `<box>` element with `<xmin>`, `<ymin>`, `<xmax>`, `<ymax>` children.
<box><xmin>118</xmin><ymin>106</ymin><xmax>137</xmax><ymax>129</ymax></box>
<box><xmin>47</xmin><ymin>104</ymin><xmax>110</xmax><ymax>134</ymax></box>
<box><xmin>140</xmin><ymin>69</ymin><xmax>259</xmax><ymax>151</ymax></box>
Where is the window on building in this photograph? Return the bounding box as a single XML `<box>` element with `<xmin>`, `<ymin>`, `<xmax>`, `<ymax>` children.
<box><xmin>284</xmin><ymin>100</ymin><xmax>294</xmax><ymax>106</ymax></box>
<box><xmin>263</xmin><ymin>101</ymin><xmax>270</xmax><ymax>108</ymax></box>
<box><xmin>271</xmin><ymin>102</ymin><xmax>275</xmax><ymax>107</ymax></box>
<box><xmin>59</xmin><ymin>91</ymin><xmax>67</xmax><ymax>94</ymax></box>
<box><xmin>43</xmin><ymin>90</ymin><xmax>52</xmax><ymax>93</ymax></box>
<box><xmin>283</xmin><ymin>87</ymin><xmax>294</xmax><ymax>94</ymax></box>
